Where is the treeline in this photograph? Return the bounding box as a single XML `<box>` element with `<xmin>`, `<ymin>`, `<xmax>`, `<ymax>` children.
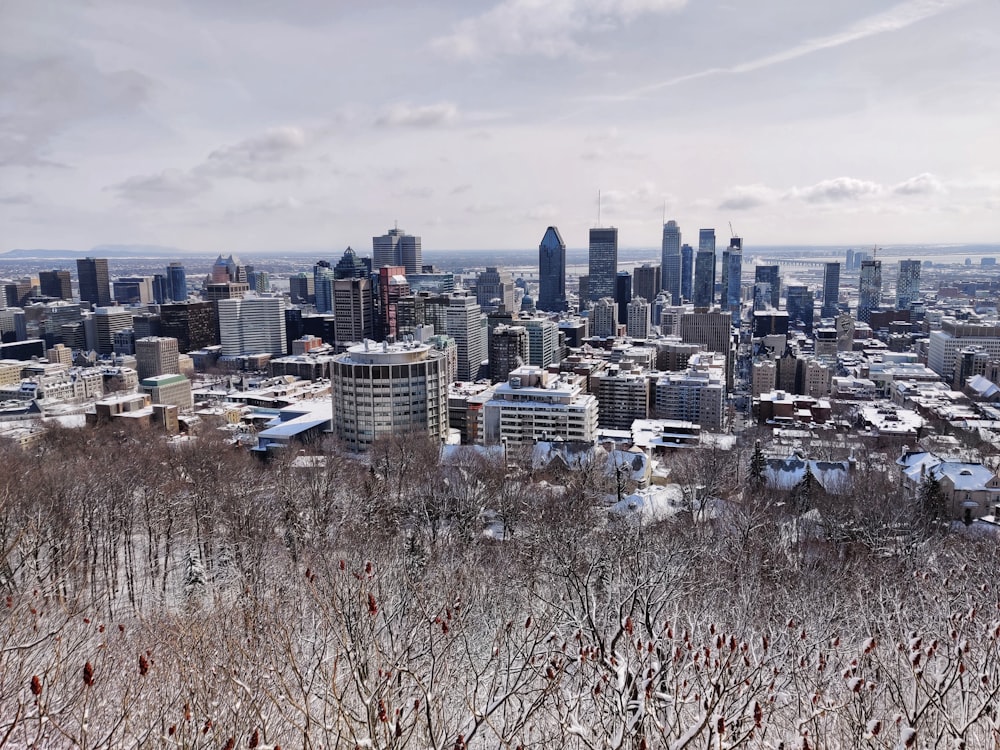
<box><xmin>1</xmin><ymin>425</ymin><xmax>999</xmax><ymax>748</ymax></box>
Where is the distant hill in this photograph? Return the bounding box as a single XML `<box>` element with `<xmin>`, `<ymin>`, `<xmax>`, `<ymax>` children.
<box><xmin>0</xmin><ymin>244</ymin><xmax>192</xmax><ymax>260</ymax></box>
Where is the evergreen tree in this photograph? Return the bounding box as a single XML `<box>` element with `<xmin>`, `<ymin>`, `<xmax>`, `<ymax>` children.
<box><xmin>793</xmin><ymin>466</ymin><xmax>816</xmax><ymax>513</ymax></box>
<box><xmin>749</xmin><ymin>441</ymin><xmax>766</xmax><ymax>491</ymax></box>
<box><xmin>919</xmin><ymin>471</ymin><xmax>946</xmax><ymax>524</ymax></box>
<box><xmin>183</xmin><ymin>548</ymin><xmax>206</xmax><ymax>604</ymax></box>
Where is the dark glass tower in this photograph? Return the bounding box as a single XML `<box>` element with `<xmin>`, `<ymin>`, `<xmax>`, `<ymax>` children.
<box><xmin>76</xmin><ymin>257</ymin><xmax>111</xmax><ymax>307</ymax></box>
<box><xmin>693</xmin><ymin>248</ymin><xmax>716</xmax><ymax>309</ymax></box>
<box><xmin>168</xmin><ymin>262</ymin><xmax>187</xmax><ymax>303</ymax></box>
<box><xmin>615</xmin><ymin>271</ymin><xmax>632</xmax><ymax>325</ymax></box>
<box><xmin>754</xmin><ymin>265</ymin><xmax>780</xmax><ymax>310</ymax></box>
<box><xmin>588</xmin><ymin>227</ymin><xmax>618</xmax><ymax>302</ymax></box>
<box><xmin>858</xmin><ymin>260</ymin><xmax>882</xmax><ymax>323</ymax></box>
<box><xmin>680</xmin><ymin>244</ymin><xmax>694</xmax><ymax>302</ymax></box>
<box><xmin>537</xmin><ymin>226</ymin><xmax>566</xmax><ymax>312</ymax></box>
<box><xmin>896</xmin><ymin>259</ymin><xmax>921</xmax><ymax>310</ymax></box>
<box><xmin>660</xmin><ymin>220</ymin><xmax>681</xmax><ymax>304</ymax></box>
<box><xmin>822</xmin><ymin>262</ymin><xmax>840</xmax><ymax>318</ymax></box>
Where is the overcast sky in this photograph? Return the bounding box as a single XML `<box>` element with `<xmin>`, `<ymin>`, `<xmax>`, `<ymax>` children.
<box><xmin>2</xmin><ymin>0</ymin><xmax>998</xmax><ymax>254</ymax></box>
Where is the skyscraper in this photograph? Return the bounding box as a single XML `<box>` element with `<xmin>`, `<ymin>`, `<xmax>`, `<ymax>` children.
<box><xmin>77</xmin><ymin>257</ymin><xmax>111</xmax><ymax>307</ymax></box>
<box><xmin>615</xmin><ymin>271</ymin><xmax>632</xmax><ymax>325</ymax></box>
<box><xmin>537</xmin><ymin>226</ymin><xmax>566</xmax><ymax>312</ymax></box>
<box><xmin>858</xmin><ymin>260</ymin><xmax>882</xmax><ymax>324</ymax></box>
<box><xmin>218</xmin><ymin>296</ymin><xmax>287</xmax><ymax>356</ymax></box>
<box><xmin>786</xmin><ymin>286</ymin><xmax>815</xmax><ymax>334</ymax></box>
<box><xmin>135</xmin><ymin>336</ymin><xmax>180</xmax><ymax>380</ymax></box>
<box><xmin>754</xmin><ymin>265</ymin><xmax>780</xmax><ymax>310</ymax></box>
<box><xmin>588</xmin><ymin>227</ymin><xmax>618</xmax><ymax>302</ymax></box>
<box><xmin>333</xmin><ymin>277</ymin><xmax>374</xmax><ymax>346</ymax></box>
<box><xmin>698</xmin><ymin>229</ymin><xmax>716</xmax><ymax>254</ymax></box>
<box><xmin>475</xmin><ymin>267</ymin><xmax>515</xmax><ymax>311</ymax></box>
<box><xmin>334</xmin><ymin>247</ymin><xmax>369</xmax><ymax>279</ymax></box>
<box><xmin>632</xmin><ymin>264</ymin><xmax>661</xmax><ymax>305</ymax></box>
<box><xmin>896</xmin><ymin>259</ymin><xmax>921</xmax><ymax>310</ymax></box>
<box><xmin>626</xmin><ymin>297</ymin><xmax>651</xmax><ymax>339</ymax></box>
<box><xmin>661</xmin><ymin>220</ymin><xmax>681</xmax><ymax>304</ymax></box>
<box><xmin>314</xmin><ymin>261</ymin><xmax>335</xmax><ymax>314</ymax></box>
<box><xmin>723</xmin><ymin>238</ymin><xmax>743</xmax><ymax>318</ymax></box>
<box><xmin>822</xmin><ymin>262</ymin><xmax>841</xmax><ymax>318</ymax></box>
<box><xmin>167</xmin><ymin>262</ymin><xmax>187</xmax><ymax>302</ymax></box>
<box><xmin>680</xmin><ymin>244</ymin><xmax>694</xmax><ymax>302</ymax></box>
<box><xmin>39</xmin><ymin>270</ymin><xmax>72</xmax><ymax>300</ymax></box>
<box><xmin>289</xmin><ymin>273</ymin><xmax>314</xmax><ymax>305</ymax></box>
<box><xmin>693</xmin><ymin>247</ymin><xmax>716</xmax><ymax>309</ymax></box>
<box><xmin>373</xmin><ymin>227</ymin><xmax>422</xmax><ymax>275</ymax></box>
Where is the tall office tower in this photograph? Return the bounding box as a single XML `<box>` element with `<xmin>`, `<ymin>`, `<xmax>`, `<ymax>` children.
<box><xmin>3</xmin><ymin>279</ymin><xmax>32</xmax><ymax>308</ymax></box>
<box><xmin>135</xmin><ymin>336</ymin><xmax>180</xmax><ymax>380</ymax></box>
<box><xmin>785</xmin><ymin>286</ymin><xmax>815</xmax><ymax>333</ymax></box>
<box><xmin>226</xmin><ymin>255</ymin><xmax>248</xmax><ymax>284</ymax></box>
<box><xmin>537</xmin><ymin>226</ymin><xmax>567</xmax><ymax>312</ymax></box>
<box><xmin>218</xmin><ymin>296</ymin><xmax>287</xmax><ymax>356</ymax></box>
<box><xmin>754</xmin><ymin>265</ymin><xmax>780</xmax><ymax>310</ymax></box>
<box><xmin>680</xmin><ymin>244</ymin><xmax>694</xmax><ymax>301</ymax></box>
<box><xmin>846</xmin><ymin>249</ymin><xmax>855</xmax><ymax>272</ymax></box>
<box><xmin>373</xmin><ymin>227</ymin><xmax>422</xmax><ymax>274</ymax></box>
<box><xmin>203</xmin><ymin>282</ymin><xmax>249</xmax><ymax>302</ymax></box>
<box><xmin>615</xmin><ymin>271</ymin><xmax>632</xmax><ymax>325</ymax></box>
<box><xmin>289</xmin><ymin>273</ymin><xmax>315</xmax><ymax>305</ymax></box>
<box><xmin>577</xmin><ymin>276</ymin><xmax>589</xmax><ymax>312</ymax></box>
<box><xmin>588</xmin><ymin>227</ymin><xmax>618</xmax><ymax>302</ymax></box>
<box><xmin>378</xmin><ymin>266</ymin><xmax>409</xmax><ymax>340</ymax></box>
<box><xmin>632</xmin><ymin>264</ymin><xmax>661</xmax><ymax>306</ymax></box>
<box><xmin>93</xmin><ymin>306</ymin><xmax>133</xmax><ymax>355</ymax></box>
<box><xmin>896</xmin><ymin>259</ymin><xmax>922</xmax><ymax>310</ymax></box>
<box><xmin>332</xmin><ymin>277</ymin><xmax>374</xmax><ymax>347</ymax></box>
<box><xmin>590</xmin><ymin>297</ymin><xmax>617</xmax><ymax>338</ymax></box>
<box><xmin>476</xmin><ymin>266</ymin><xmax>515</xmax><ymax>311</ymax></box>
<box><xmin>39</xmin><ymin>270</ymin><xmax>72</xmax><ymax>300</ymax></box>
<box><xmin>76</xmin><ymin>257</ymin><xmax>111</xmax><ymax>307</ymax></box>
<box><xmin>151</xmin><ymin>274</ymin><xmax>168</xmax><ymax>304</ymax></box>
<box><xmin>723</xmin><ymin>238</ymin><xmax>743</xmax><ymax>318</ymax></box>
<box><xmin>822</xmin><ymin>262</ymin><xmax>841</xmax><ymax>318</ymax></box>
<box><xmin>489</xmin><ymin>324</ymin><xmax>528</xmax><ymax>382</ymax></box>
<box><xmin>167</xmin><ymin>262</ymin><xmax>187</xmax><ymax>302</ymax></box>
<box><xmin>680</xmin><ymin>309</ymin><xmax>733</xmax><ymax>388</ymax></box>
<box><xmin>693</xmin><ymin>248</ymin><xmax>716</xmax><ymax>309</ymax></box>
<box><xmin>334</xmin><ymin>247</ymin><xmax>369</xmax><ymax>279</ymax></box>
<box><xmin>332</xmin><ymin>340</ymin><xmax>449</xmax><ymax>452</ymax></box>
<box><xmin>159</xmin><ymin>301</ymin><xmax>217</xmax><ymax>353</ymax></box>
<box><xmin>626</xmin><ymin>297</ymin><xmax>651</xmax><ymax>339</ymax></box>
<box><xmin>858</xmin><ymin>259</ymin><xmax>882</xmax><ymax>323</ymax></box>
<box><xmin>131</xmin><ymin>312</ymin><xmax>161</xmax><ymax>339</ymax></box>
<box><xmin>661</xmin><ymin>220</ymin><xmax>682</xmax><ymax>304</ymax></box>
<box><xmin>698</xmin><ymin>228</ymin><xmax>716</xmax><ymax>254</ymax></box>
<box><xmin>445</xmin><ymin>294</ymin><xmax>486</xmax><ymax>382</ymax></box>
<box><xmin>521</xmin><ymin>317</ymin><xmax>560</xmax><ymax>367</ymax></box>
<box><xmin>42</xmin><ymin>302</ymin><xmax>82</xmax><ymax>345</ymax></box>
<box><xmin>314</xmin><ymin>261</ymin><xmax>335</xmax><ymax>313</ymax></box>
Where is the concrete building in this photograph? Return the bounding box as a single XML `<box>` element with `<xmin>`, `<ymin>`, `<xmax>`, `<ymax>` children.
<box><xmin>927</xmin><ymin>320</ymin><xmax>1000</xmax><ymax>382</ymax></box>
<box><xmin>654</xmin><ymin>353</ymin><xmax>726</xmax><ymax>431</ymax></box>
<box><xmin>591</xmin><ymin>364</ymin><xmax>650</xmax><ymax>430</ymax></box>
<box><xmin>39</xmin><ymin>270</ymin><xmax>72</xmax><ymax>301</ymax></box>
<box><xmin>680</xmin><ymin>309</ymin><xmax>733</xmax><ymax>386</ymax></box>
<box><xmin>475</xmin><ymin>266</ymin><xmax>515</xmax><ymax>312</ymax></box>
<box><xmin>373</xmin><ymin>227</ymin><xmax>422</xmax><ymax>275</ymax></box>
<box><xmin>218</xmin><ymin>296</ymin><xmax>287</xmax><ymax>357</ymax></box>
<box><xmin>489</xmin><ymin>324</ymin><xmax>528</xmax><ymax>383</ymax></box>
<box><xmin>626</xmin><ymin>296</ymin><xmax>651</xmax><ymax>339</ymax></box>
<box><xmin>590</xmin><ymin>297</ymin><xmax>617</xmax><ymax>338</ymax></box>
<box><xmin>332</xmin><ymin>277</ymin><xmax>374</xmax><ymax>347</ymax></box>
<box><xmin>331</xmin><ymin>339</ymin><xmax>449</xmax><ymax>452</ymax></box>
<box><xmin>140</xmin><ymin>373</ymin><xmax>193</xmax><ymax>411</ymax></box>
<box><xmin>632</xmin><ymin>264</ymin><xmax>661</xmax><ymax>307</ymax></box>
<box><xmin>478</xmin><ymin>366</ymin><xmax>598</xmax><ymax>446</ymax></box>
<box><xmin>159</xmin><ymin>301</ymin><xmax>217</xmax><ymax>353</ymax></box>
<box><xmin>588</xmin><ymin>227</ymin><xmax>618</xmax><ymax>302</ymax></box>
<box><xmin>521</xmin><ymin>317</ymin><xmax>560</xmax><ymax>367</ymax></box>
<box><xmin>135</xmin><ymin>336</ymin><xmax>180</xmax><ymax>380</ymax></box>
<box><xmin>93</xmin><ymin>306</ymin><xmax>133</xmax><ymax>355</ymax></box>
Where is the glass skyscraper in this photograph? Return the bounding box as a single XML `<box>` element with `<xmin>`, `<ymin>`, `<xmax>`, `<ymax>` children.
<box><xmin>680</xmin><ymin>244</ymin><xmax>694</xmax><ymax>302</ymax></box>
<box><xmin>588</xmin><ymin>227</ymin><xmax>618</xmax><ymax>302</ymax></box>
<box><xmin>858</xmin><ymin>260</ymin><xmax>882</xmax><ymax>323</ymax></box>
<box><xmin>167</xmin><ymin>262</ymin><xmax>187</xmax><ymax>303</ymax></box>
<box><xmin>896</xmin><ymin>259</ymin><xmax>921</xmax><ymax>310</ymax></box>
<box><xmin>661</xmin><ymin>220</ymin><xmax>681</xmax><ymax>304</ymax></box>
<box><xmin>693</xmin><ymin>248</ymin><xmax>716</xmax><ymax>309</ymax></box>
<box><xmin>537</xmin><ymin>226</ymin><xmax>566</xmax><ymax>312</ymax></box>
<box><xmin>822</xmin><ymin>262</ymin><xmax>840</xmax><ymax>318</ymax></box>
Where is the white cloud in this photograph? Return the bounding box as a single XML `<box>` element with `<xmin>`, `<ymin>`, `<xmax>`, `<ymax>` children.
<box><xmin>110</xmin><ymin>169</ymin><xmax>210</xmax><ymax>204</ymax></box>
<box><xmin>893</xmin><ymin>172</ymin><xmax>945</xmax><ymax>195</ymax></box>
<box><xmin>375</xmin><ymin>102</ymin><xmax>458</xmax><ymax>128</ymax></box>
<box><xmin>432</xmin><ymin>0</ymin><xmax>686</xmax><ymax>60</ymax></box>
<box><xmin>719</xmin><ymin>184</ymin><xmax>782</xmax><ymax>210</ymax></box>
<box><xmin>199</xmin><ymin>126</ymin><xmax>309</xmax><ymax>180</ymax></box>
<box><xmin>791</xmin><ymin>177</ymin><xmax>883</xmax><ymax>203</ymax></box>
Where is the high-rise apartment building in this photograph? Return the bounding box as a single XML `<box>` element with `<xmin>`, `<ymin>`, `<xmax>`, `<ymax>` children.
<box><xmin>626</xmin><ymin>297</ymin><xmax>651</xmax><ymax>339</ymax></box>
<box><xmin>333</xmin><ymin>278</ymin><xmax>374</xmax><ymax>347</ymax></box>
<box><xmin>661</xmin><ymin>220</ymin><xmax>682</xmax><ymax>304</ymax></box>
<box><xmin>896</xmin><ymin>259</ymin><xmax>921</xmax><ymax>310</ymax></box>
<box><xmin>76</xmin><ymin>257</ymin><xmax>111</xmax><ymax>307</ymax></box>
<box><xmin>521</xmin><ymin>317</ymin><xmax>560</xmax><ymax>367</ymax></box>
<box><xmin>858</xmin><ymin>260</ymin><xmax>882</xmax><ymax>323</ymax></box>
<box><xmin>39</xmin><ymin>270</ymin><xmax>72</xmax><ymax>301</ymax></box>
<box><xmin>537</xmin><ymin>226</ymin><xmax>566</xmax><ymax>312</ymax></box>
<box><xmin>927</xmin><ymin>320</ymin><xmax>1000</xmax><ymax>382</ymax></box>
<box><xmin>378</xmin><ymin>266</ymin><xmax>408</xmax><ymax>340</ymax></box>
<box><xmin>135</xmin><ymin>336</ymin><xmax>180</xmax><ymax>380</ymax></box>
<box><xmin>217</xmin><ymin>296</ymin><xmax>287</xmax><ymax>357</ymax></box>
<box><xmin>693</xmin><ymin>248</ymin><xmax>716</xmax><ymax>309</ymax></box>
<box><xmin>590</xmin><ymin>297</ymin><xmax>617</xmax><ymax>338</ymax></box>
<box><xmin>680</xmin><ymin>244</ymin><xmax>694</xmax><ymax>302</ymax></box>
<box><xmin>331</xmin><ymin>340</ymin><xmax>449</xmax><ymax>452</ymax></box>
<box><xmin>632</xmin><ymin>264</ymin><xmax>661</xmax><ymax>305</ymax></box>
<box><xmin>373</xmin><ymin>227</ymin><xmax>422</xmax><ymax>275</ymax></box>
<box><xmin>822</xmin><ymin>262</ymin><xmax>841</xmax><ymax>318</ymax></box>
<box><xmin>489</xmin><ymin>324</ymin><xmax>528</xmax><ymax>382</ymax></box>
<box><xmin>588</xmin><ymin>227</ymin><xmax>618</xmax><ymax>302</ymax></box>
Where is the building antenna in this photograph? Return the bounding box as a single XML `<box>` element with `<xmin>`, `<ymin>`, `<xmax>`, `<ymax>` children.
<box><xmin>597</xmin><ymin>190</ymin><xmax>601</xmax><ymax>227</ymax></box>
<box><xmin>662</xmin><ymin>201</ymin><xmax>666</xmax><ymax>225</ymax></box>
<box><xmin>729</xmin><ymin>221</ymin><xmax>736</xmax><ymax>238</ymax></box>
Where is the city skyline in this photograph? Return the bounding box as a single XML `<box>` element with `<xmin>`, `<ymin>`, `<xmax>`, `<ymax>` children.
<box><xmin>2</xmin><ymin>1</ymin><xmax>998</xmax><ymax>254</ymax></box>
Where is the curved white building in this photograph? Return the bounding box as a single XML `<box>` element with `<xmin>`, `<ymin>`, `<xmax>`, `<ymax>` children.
<box><xmin>331</xmin><ymin>339</ymin><xmax>448</xmax><ymax>452</ymax></box>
